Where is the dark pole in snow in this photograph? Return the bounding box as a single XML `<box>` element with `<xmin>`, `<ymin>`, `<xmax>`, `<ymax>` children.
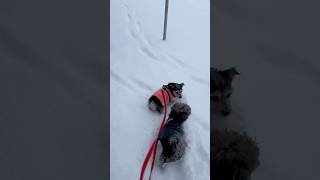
<box><xmin>163</xmin><ymin>0</ymin><xmax>169</xmax><ymax>40</ymax></box>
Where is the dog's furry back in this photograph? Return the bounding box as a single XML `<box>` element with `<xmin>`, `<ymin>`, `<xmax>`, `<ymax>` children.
<box><xmin>211</xmin><ymin>129</ymin><xmax>260</xmax><ymax>180</ymax></box>
<box><xmin>168</xmin><ymin>102</ymin><xmax>191</xmax><ymax>123</ymax></box>
<box><xmin>158</xmin><ymin>103</ymin><xmax>191</xmax><ymax>164</ymax></box>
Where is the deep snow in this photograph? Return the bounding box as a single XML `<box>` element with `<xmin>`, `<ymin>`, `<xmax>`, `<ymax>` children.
<box><xmin>213</xmin><ymin>0</ymin><xmax>320</xmax><ymax>179</ymax></box>
<box><xmin>110</xmin><ymin>0</ymin><xmax>210</xmax><ymax>179</ymax></box>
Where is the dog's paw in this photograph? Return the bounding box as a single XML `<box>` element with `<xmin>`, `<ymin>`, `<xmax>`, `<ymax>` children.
<box><xmin>159</xmin><ymin>162</ymin><xmax>167</xmax><ymax>170</ymax></box>
<box><xmin>158</xmin><ymin>155</ymin><xmax>167</xmax><ymax>169</ymax></box>
<box><xmin>148</xmin><ymin>101</ymin><xmax>163</xmax><ymax>113</ymax></box>
<box><xmin>148</xmin><ymin>101</ymin><xmax>157</xmax><ymax>111</ymax></box>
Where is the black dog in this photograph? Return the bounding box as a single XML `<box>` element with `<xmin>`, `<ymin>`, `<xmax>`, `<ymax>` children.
<box><xmin>158</xmin><ymin>103</ymin><xmax>191</xmax><ymax>168</ymax></box>
<box><xmin>211</xmin><ymin>129</ymin><xmax>260</xmax><ymax>180</ymax></box>
<box><xmin>148</xmin><ymin>83</ymin><xmax>184</xmax><ymax>113</ymax></box>
<box><xmin>211</xmin><ymin>67</ymin><xmax>239</xmax><ymax>116</ymax></box>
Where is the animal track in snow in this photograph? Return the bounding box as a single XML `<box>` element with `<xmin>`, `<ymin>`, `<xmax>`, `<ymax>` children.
<box><xmin>123</xmin><ymin>3</ymin><xmax>159</xmax><ymax>61</ymax></box>
<box><xmin>122</xmin><ymin>1</ymin><xmax>198</xmax><ymax>71</ymax></box>
<box><xmin>190</xmin><ymin>75</ymin><xmax>209</xmax><ymax>86</ymax></box>
<box><xmin>169</xmin><ymin>56</ymin><xmax>190</xmax><ymax>68</ymax></box>
<box><xmin>191</xmin><ymin>114</ymin><xmax>210</xmax><ymax>132</ymax></box>
<box><xmin>138</xmin><ymin>47</ymin><xmax>159</xmax><ymax>61</ymax></box>
<box><xmin>111</xmin><ymin>70</ymin><xmax>142</xmax><ymax>94</ymax></box>
<box><xmin>130</xmin><ymin>77</ymin><xmax>154</xmax><ymax>92</ymax></box>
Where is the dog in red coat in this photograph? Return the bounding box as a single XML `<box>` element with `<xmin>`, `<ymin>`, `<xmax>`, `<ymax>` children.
<box><xmin>148</xmin><ymin>83</ymin><xmax>184</xmax><ymax>113</ymax></box>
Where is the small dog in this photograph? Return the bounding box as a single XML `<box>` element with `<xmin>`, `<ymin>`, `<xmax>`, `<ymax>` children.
<box><xmin>211</xmin><ymin>67</ymin><xmax>239</xmax><ymax>116</ymax></box>
<box><xmin>211</xmin><ymin>129</ymin><xmax>260</xmax><ymax>180</ymax></box>
<box><xmin>148</xmin><ymin>83</ymin><xmax>184</xmax><ymax>113</ymax></box>
<box><xmin>158</xmin><ymin>103</ymin><xmax>191</xmax><ymax>168</ymax></box>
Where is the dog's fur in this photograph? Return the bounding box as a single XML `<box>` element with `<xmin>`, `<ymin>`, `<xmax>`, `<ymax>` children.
<box><xmin>211</xmin><ymin>67</ymin><xmax>239</xmax><ymax>116</ymax></box>
<box><xmin>148</xmin><ymin>83</ymin><xmax>184</xmax><ymax>113</ymax></box>
<box><xmin>211</xmin><ymin>67</ymin><xmax>260</xmax><ymax>180</ymax></box>
<box><xmin>211</xmin><ymin>129</ymin><xmax>260</xmax><ymax>180</ymax></box>
<box><xmin>158</xmin><ymin>103</ymin><xmax>191</xmax><ymax>167</ymax></box>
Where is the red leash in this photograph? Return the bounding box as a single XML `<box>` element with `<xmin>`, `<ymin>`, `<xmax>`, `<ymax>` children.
<box><xmin>140</xmin><ymin>90</ymin><xmax>167</xmax><ymax>180</ymax></box>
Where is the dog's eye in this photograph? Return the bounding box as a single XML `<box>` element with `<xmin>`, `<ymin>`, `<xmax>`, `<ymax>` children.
<box><xmin>226</xmin><ymin>93</ymin><xmax>231</xmax><ymax>98</ymax></box>
<box><xmin>169</xmin><ymin>85</ymin><xmax>177</xmax><ymax>90</ymax></box>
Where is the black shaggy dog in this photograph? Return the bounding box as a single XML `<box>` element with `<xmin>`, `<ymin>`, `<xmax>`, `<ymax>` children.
<box><xmin>158</xmin><ymin>103</ymin><xmax>191</xmax><ymax>168</ymax></box>
<box><xmin>211</xmin><ymin>129</ymin><xmax>260</xmax><ymax>180</ymax></box>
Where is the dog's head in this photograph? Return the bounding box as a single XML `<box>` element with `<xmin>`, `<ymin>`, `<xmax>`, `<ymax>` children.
<box><xmin>211</xmin><ymin>67</ymin><xmax>239</xmax><ymax>116</ymax></box>
<box><xmin>169</xmin><ymin>103</ymin><xmax>191</xmax><ymax>123</ymax></box>
<box><xmin>165</xmin><ymin>82</ymin><xmax>184</xmax><ymax>98</ymax></box>
<box><xmin>211</xmin><ymin>130</ymin><xmax>260</xmax><ymax>180</ymax></box>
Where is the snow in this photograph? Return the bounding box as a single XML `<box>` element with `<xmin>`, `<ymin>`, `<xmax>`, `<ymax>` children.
<box><xmin>213</xmin><ymin>1</ymin><xmax>320</xmax><ymax>179</ymax></box>
<box><xmin>110</xmin><ymin>0</ymin><xmax>210</xmax><ymax>180</ymax></box>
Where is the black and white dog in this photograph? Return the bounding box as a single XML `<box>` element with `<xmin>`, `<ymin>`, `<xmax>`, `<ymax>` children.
<box><xmin>211</xmin><ymin>67</ymin><xmax>239</xmax><ymax>116</ymax></box>
<box><xmin>148</xmin><ymin>83</ymin><xmax>184</xmax><ymax>113</ymax></box>
<box><xmin>158</xmin><ymin>103</ymin><xmax>191</xmax><ymax>168</ymax></box>
<box><xmin>211</xmin><ymin>67</ymin><xmax>260</xmax><ymax>180</ymax></box>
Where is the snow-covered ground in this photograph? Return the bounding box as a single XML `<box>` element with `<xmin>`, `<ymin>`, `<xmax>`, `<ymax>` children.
<box><xmin>110</xmin><ymin>0</ymin><xmax>210</xmax><ymax>179</ymax></box>
<box><xmin>213</xmin><ymin>1</ymin><xmax>320</xmax><ymax>179</ymax></box>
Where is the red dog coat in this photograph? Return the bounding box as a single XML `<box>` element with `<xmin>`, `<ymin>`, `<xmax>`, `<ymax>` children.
<box><xmin>152</xmin><ymin>87</ymin><xmax>176</xmax><ymax>106</ymax></box>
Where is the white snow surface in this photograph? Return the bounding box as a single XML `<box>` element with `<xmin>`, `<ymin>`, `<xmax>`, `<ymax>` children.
<box><xmin>213</xmin><ymin>2</ymin><xmax>320</xmax><ymax>179</ymax></box>
<box><xmin>110</xmin><ymin>0</ymin><xmax>210</xmax><ymax>180</ymax></box>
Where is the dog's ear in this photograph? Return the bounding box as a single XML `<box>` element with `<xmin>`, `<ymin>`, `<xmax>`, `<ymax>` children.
<box><xmin>222</xmin><ymin>67</ymin><xmax>240</xmax><ymax>79</ymax></box>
